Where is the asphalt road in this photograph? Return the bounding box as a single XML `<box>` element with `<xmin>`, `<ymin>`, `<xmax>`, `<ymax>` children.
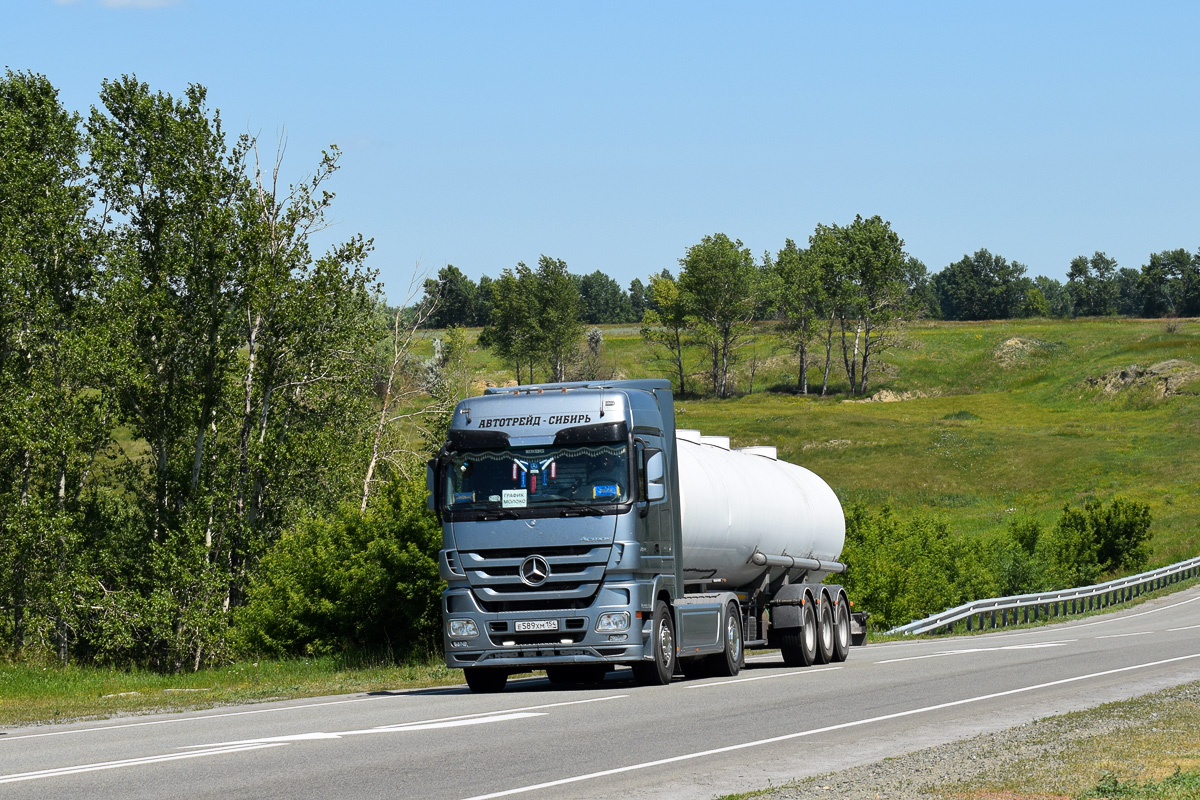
<box><xmin>4</xmin><ymin>585</ymin><xmax>1200</xmax><ymax>800</ymax></box>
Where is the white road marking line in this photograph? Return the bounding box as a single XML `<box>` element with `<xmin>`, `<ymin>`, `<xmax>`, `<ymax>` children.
<box><xmin>876</xmin><ymin>640</ymin><xmax>1074</xmax><ymax>664</ymax></box>
<box><xmin>1169</xmin><ymin>624</ymin><xmax>1200</xmax><ymax>632</ymax></box>
<box><xmin>1</xmin><ymin>691</ymin><xmax>624</xmax><ymax>745</ymax></box>
<box><xmin>1062</xmin><ymin>592</ymin><xmax>1200</xmax><ymax>630</ymax></box>
<box><xmin>458</xmin><ymin>651</ymin><xmax>1200</xmax><ymax>800</ymax></box>
<box><xmin>184</xmin><ymin>711</ymin><xmax>547</xmax><ymax>747</ymax></box>
<box><xmin>0</xmin><ymin>696</ymin><xmax>380</xmax><ymax>742</ymax></box>
<box><xmin>0</xmin><ymin>743</ymin><xmax>287</xmax><ymax>785</ymax></box>
<box><xmin>1096</xmin><ymin>631</ymin><xmax>1155</xmax><ymax>639</ymax></box>
<box><xmin>686</xmin><ymin>667</ymin><xmax>841</xmax><ymax>689</ymax></box>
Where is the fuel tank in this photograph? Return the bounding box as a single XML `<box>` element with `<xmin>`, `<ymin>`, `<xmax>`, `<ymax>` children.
<box><xmin>676</xmin><ymin>429</ymin><xmax>845</xmax><ymax>587</ymax></box>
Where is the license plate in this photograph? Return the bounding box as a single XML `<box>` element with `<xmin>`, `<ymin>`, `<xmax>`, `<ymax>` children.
<box><xmin>514</xmin><ymin>619</ymin><xmax>558</xmax><ymax>632</ymax></box>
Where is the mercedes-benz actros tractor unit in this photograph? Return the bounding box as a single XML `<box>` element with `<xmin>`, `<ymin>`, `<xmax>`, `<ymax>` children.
<box><xmin>427</xmin><ymin>379</ymin><xmax>865</xmax><ymax>692</ymax></box>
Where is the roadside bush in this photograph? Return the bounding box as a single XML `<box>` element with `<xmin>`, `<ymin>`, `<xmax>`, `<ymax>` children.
<box><xmin>1040</xmin><ymin>497</ymin><xmax>1151</xmax><ymax>589</ymax></box>
<box><xmin>235</xmin><ymin>473</ymin><xmax>444</xmax><ymax>659</ymax></box>
<box><xmin>841</xmin><ymin>504</ymin><xmax>1001</xmax><ymax>629</ymax></box>
<box><xmin>842</xmin><ymin>498</ymin><xmax>1151</xmax><ymax>628</ymax></box>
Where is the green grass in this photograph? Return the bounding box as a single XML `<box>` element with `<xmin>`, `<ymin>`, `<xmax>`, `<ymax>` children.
<box><xmin>437</xmin><ymin>317</ymin><xmax>1200</xmax><ymax>562</ymax></box>
<box><xmin>574</xmin><ymin>317</ymin><xmax>1200</xmax><ymax>564</ymax></box>
<box><xmin>0</xmin><ymin>655</ymin><xmax>464</xmax><ymax>728</ymax></box>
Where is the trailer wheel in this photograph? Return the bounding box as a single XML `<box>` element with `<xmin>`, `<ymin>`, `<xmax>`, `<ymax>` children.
<box><xmin>815</xmin><ymin>594</ymin><xmax>835</xmax><ymax>665</ymax></box>
<box><xmin>832</xmin><ymin>595</ymin><xmax>851</xmax><ymax>662</ymax></box>
<box><xmin>712</xmin><ymin>601</ymin><xmax>744</xmax><ymax>677</ymax></box>
<box><xmin>633</xmin><ymin>601</ymin><xmax>676</xmax><ymax>686</ymax></box>
<box><xmin>779</xmin><ymin>599</ymin><xmax>818</xmax><ymax>667</ymax></box>
<box><xmin>464</xmin><ymin>668</ymin><xmax>508</xmax><ymax>693</ymax></box>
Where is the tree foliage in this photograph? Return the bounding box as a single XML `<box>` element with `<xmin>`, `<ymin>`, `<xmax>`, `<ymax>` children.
<box><xmin>678</xmin><ymin>233</ymin><xmax>759</xmax><ymax>398</ymax></box>
<box><xmin>933</xmin><ymin>249</ymin><xmax>1030</xmax><ymax>321</ymax></box>
<box><xmin>0</xmin><ymin>73</ymin><xmax>410</xmax><ymax>671</ymax></box>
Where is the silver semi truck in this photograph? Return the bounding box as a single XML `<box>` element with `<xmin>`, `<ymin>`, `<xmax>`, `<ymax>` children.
<box><xmin>427</xmin><ymin>379</ymin><xmax>866</xmax><ymax>693</ymax></box>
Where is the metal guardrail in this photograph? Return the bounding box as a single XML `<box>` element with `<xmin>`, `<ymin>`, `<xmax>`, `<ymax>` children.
<box><xmin>887</xmin><ymin>555</ymin><xmax>1200</xmax><ymax>636</ymax></box>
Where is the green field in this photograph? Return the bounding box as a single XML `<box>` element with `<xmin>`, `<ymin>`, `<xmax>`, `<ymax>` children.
<box><xmin>438</xmin><ymin>316</ymin><xmax>1200</xmax><ymax>565</ymax></box>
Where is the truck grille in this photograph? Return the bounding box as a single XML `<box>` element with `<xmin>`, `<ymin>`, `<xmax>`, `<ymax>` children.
<box><xmin>461</xmin><ymin>545</ymin><xmax>611</xmax><ymax>612</ymax></box>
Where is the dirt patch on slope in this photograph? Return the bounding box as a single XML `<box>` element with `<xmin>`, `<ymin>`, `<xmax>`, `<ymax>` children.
<box><xmin>1085</xmin><ymin>359</ymin><xmax>1200</xmax><ymax>396</ymax></box>
<box><xmin>845</xmin><ymin>389</ymin><xmax>932</xmax><ymax>404</ymax></box>
<box><xmin>993</xmin><ymin>337</ymin><xmax>1063</xmax><ymax>367</ymax></box>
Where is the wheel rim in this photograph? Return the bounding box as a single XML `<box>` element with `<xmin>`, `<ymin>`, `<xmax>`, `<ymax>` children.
<box><xmin>726</xmin><ymin>614</ymin><xmax>742</xmax><ymax>662</ymax></box>
<box><xmin>837</xmin><ymin>604</ymin><xmax>850</xmax><ymax>649</ymax></box>
<box><xmin>821</xmin><ymin>605</ymin><xmax>833</xmax><ymax>651</ymax></box>
<box><xmin>658</xmin><ymin>618</ymin><xmax>674</xmax><ymax>666</ymax></box>
<box><xmin>803</xmin><ymin>607</ymin><xmax>815</xmax><ymax>651</ymax></box>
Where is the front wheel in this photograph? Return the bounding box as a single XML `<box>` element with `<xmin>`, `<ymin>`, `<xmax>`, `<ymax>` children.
<box><xmin>464</xmin><ymin>668</ymin><xmax>508</xmax><ymax>693</ymax></box>
<box><xmin>633</xmin><ymin>601</ymin><xmax>676</xmax><ymax>686</ymax></box>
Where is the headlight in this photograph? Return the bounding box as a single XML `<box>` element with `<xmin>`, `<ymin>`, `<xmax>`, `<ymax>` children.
<box><xmin>595</xmin><ymin>612</ymin><xmax>630</xmax><ymax>632</ymax></box>
<box><xmin>448</xmin><ymin>619</ymin><xmax>479</xmax><ymax>638</ymax></box>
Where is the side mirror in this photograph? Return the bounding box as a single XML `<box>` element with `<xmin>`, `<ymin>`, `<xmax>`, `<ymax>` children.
<box><xmin>645</xmin><ymin>451</ymin><xmax>664</xmax><ymax>483</ymax></box>
<box><xmin>642</xmin><ymin>449</ymin><xmax>665</xmax><ymax>507</ymax></box>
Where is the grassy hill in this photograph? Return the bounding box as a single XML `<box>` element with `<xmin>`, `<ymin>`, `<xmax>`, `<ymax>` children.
<box><xmin>435</xmin><ymin>316</ymin><xmax>1200</xmax><ymax>566</ymax></box>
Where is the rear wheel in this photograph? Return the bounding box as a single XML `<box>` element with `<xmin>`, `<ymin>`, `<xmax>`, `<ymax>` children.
<box><xmin>779</xmin><ymin>599</ymin><xmax>818</xmax><ymax>667</ymax></box>
<box><xmin>633</xmin><ymin>601</ymin><xmax>676</xmax><ymax>686</ymax></box>
<box><xmin>815</xmin><ymin>595</ymin><xmax>835</xmax><ymax>665</ymax></box>
<box><xmin>713</xmin><ymin>601</ymin><xmax>744</xmax><ymax>677</ymax></box>
<box><xmin>464</xmin><ymin>668</ymin><xmax>508</xmax><ymax>693</ymax></box>
<box><xmin>832</xmin><ymin>595</ymin><xmax>851</xmax><ymax>662</ymax></box>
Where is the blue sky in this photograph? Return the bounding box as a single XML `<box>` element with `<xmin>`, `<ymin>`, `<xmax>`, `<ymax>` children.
<box><xmin>6</xmin><ymin>1</ymin><xmax>1199</xmax><ymax>301</ymax></box>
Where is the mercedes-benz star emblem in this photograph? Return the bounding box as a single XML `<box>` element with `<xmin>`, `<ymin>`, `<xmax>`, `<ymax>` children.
<box><xmin>520</xmin><ymin>555</ymin><xmax>550</xmax><ymax>587</ymax></box>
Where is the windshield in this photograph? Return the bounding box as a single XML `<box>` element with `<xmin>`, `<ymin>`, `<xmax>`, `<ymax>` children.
<box><xmin>444</xmin><ymin>442</ymin><xmax>629</xmax><ymax>511</ymax></box>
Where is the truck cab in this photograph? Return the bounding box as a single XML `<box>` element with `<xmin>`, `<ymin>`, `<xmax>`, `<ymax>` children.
<box><xmin>429</xmin><ymin>380</ymin><xmax>683</xmax><ymax>692</ymax></box>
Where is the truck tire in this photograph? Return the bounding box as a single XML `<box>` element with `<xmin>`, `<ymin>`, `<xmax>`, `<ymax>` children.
<box><xmin>779</xmin><ymin>599</ymin><xmax>818</xmax><ymax>667</ymax></box>
<box><xmin>832</xmin><ymin>595</ymin><xmax>851</xmax><ymax>662</ymax></box>
<box><xmin>464</xmin><ymin>668</ymin><xmax>508</xmax><ymax>693</ymax></box>
<box><xmin>713</xmin><ymin>601</ymin><xmax>744</xmax><ymax>677</ymax></box>
<box><xmin>815</xmin><ymin>594</ymin><xmax>835</xmax><ymax>665</ymax></box>
<box><xmin>633</xmin><ymin>601</ymin><xmax>676</xmax><ymax>686</ymax></box>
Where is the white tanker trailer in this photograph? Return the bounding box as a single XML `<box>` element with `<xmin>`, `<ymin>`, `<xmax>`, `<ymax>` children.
<box><xmin>429</xmin><ymin>379</ymin><xmax>867</xmax><ymax>693</ymax></box>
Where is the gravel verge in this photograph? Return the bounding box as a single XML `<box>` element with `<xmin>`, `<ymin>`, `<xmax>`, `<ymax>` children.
<box><xmin>748</xmin><ymin>681</ymin><xmax>1200</xmax><ymax>800</ymax></box>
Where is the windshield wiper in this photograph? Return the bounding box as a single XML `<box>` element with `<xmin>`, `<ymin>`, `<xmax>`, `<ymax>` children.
<box><xmin>478</xmin><ymin>509</ymin><xmax>520</xmax><ymax>520</ymax></box>
<box><xmin>554</xmin><ymin>498</ymin><xmax>606</xmax><ymax>517</ymax></box>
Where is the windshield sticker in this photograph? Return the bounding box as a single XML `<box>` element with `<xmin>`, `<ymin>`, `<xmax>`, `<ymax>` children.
<box><xmin>502</xmin><ymin>489</ymin><xmax>528</xmax><ymax>508</ymax></box>
<box><xmin>452</xmin><ymin>492</ymin><xmax>475</xmax><ymax>504</ymax></box>
<box><xmin>592</xmin><ymin>484</ymin><xmax>619</xmax><ymax>499</ymax></box>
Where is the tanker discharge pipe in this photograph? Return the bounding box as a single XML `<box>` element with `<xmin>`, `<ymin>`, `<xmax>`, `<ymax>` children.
<box><xmin>748</xmin><ymin>550</ymin><xmax>847</xmax><ymax>574</ymax></box>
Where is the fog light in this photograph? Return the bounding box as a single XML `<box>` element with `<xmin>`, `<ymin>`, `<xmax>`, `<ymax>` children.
<box><xmin>448</xmin><ymin>619</ymin><xmax>478</xmax><ymax>638</ymax></box>
<box><xmin>450</xmin><ymin>640</ymin><xmax>470</xmax><ymax>648</ymax></box>
<box><xmin>595</xmin><ymin>612</ymin><xmax>631</xmax><ymax>632</ymax></box>
<box><xmin>607</xmin><ymin>634</ymin><xmax>628</xmax><ymax>642</ymax></box>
